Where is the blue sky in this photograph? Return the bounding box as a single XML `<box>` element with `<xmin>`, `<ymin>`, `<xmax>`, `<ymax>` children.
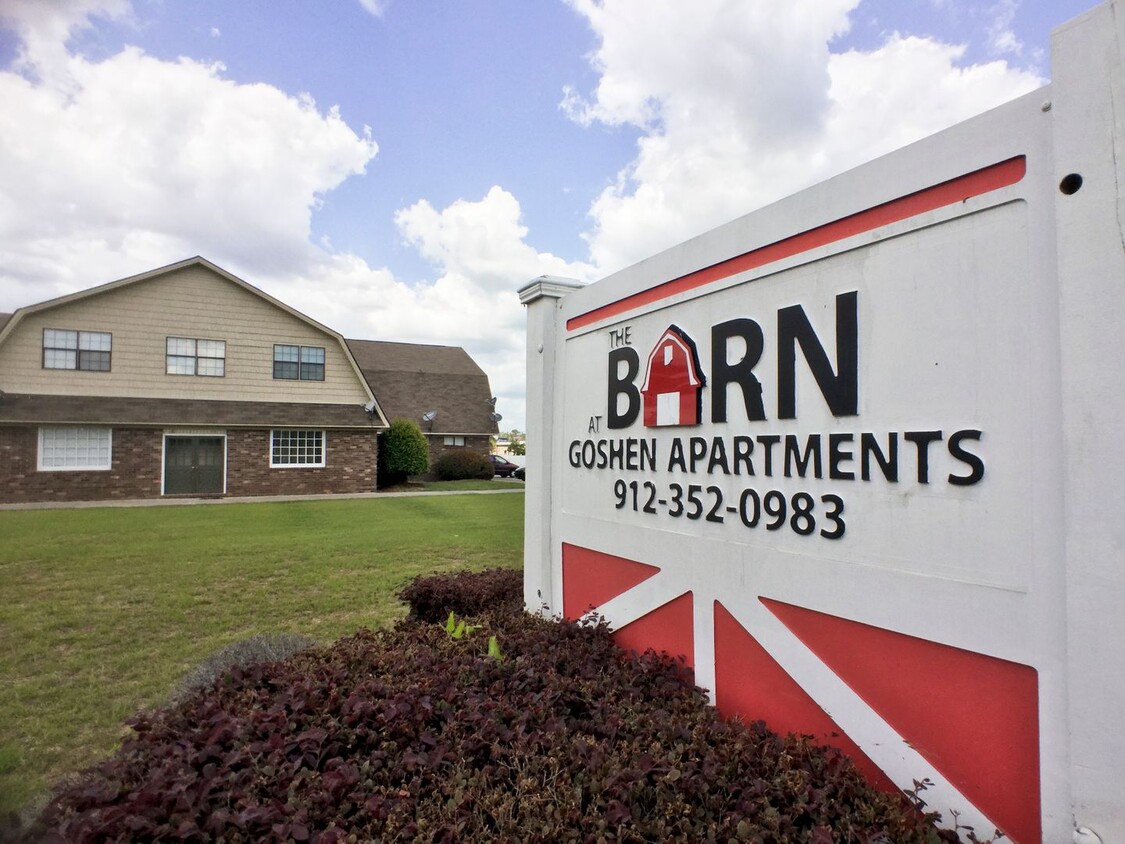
<box><xmin>0</xmin><ymin>0</ymin><xmax>1095</xmax><ymax>430</ymax></box>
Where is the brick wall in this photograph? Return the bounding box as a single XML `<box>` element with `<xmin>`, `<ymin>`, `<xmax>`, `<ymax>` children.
<box><xmin>226</xmin><ymin>429</ymin><xmax>376</xmax><ymax>496</ymax></box>
<box><xmin>0</xmin><ymin>425</ymin><xmax>378</xmax><ymax>504</ymax></box>
<box><xmin>0</xmin><ymin>426</ymin><xmax>162</xmax><ymax>503</ymax></box>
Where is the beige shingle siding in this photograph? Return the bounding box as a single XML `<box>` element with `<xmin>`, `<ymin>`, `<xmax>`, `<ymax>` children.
<box><xmin>0</xmin><ymin>265</ymin><xmax>370</xmax><ymax>405</ymax></box>
<box><xmin>347</xmin><ymin>339</ymin><xmax>499</xmax><ymax>436</ymax></box>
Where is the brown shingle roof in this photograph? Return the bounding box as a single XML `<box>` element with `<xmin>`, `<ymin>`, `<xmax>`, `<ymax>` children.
<box><xmin>0</xmin><ymin>393</ymin><xmax>378</xmax><ymax>429</ymax></box>
<box><xmin>346</xmin><ymin>339</ymin><xmax>499</xmax><ymax>435</ymax></box>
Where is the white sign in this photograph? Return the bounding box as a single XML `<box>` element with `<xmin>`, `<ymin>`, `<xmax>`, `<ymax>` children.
<box><xmin>523</xmin><ymin>3</ymin><xmax>1125</xmax><ymax>842</ymax></box>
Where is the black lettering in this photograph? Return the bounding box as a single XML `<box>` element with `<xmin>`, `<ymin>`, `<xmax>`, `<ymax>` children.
<box><xmin>777</xmin><ymin>291</ymin><xmax>859</xmax><ymax>419</ymax></box>
<box><xmin>581</xmin><ymin>440</ymin><xmax>595</xmax><ymax>468</ymax></box>
<box><xmin>689</xmin><ymin>437</ymin><xmax>707</xmax><ymax>472</ymax></box>
<box><xmin>828</xmin><ymin>433</ymin><xmax>855</xmax><ymax>480</ymax></box>
<box><xmin>948</xmin><ymin>429</ymin><xmax>985</xmax><ymax>486</ymax></box>
<box><xmin>607</xmin><ymin>347</ymin><xmax>641</xmax><ymax>428</ymax></box>
<box><xmin>820</xmin><ymin>494</ymin><xmax>845</xmax><ymax>539</ymax></box>
<box><xmin>784</xmin><ymin>434</ymin><xmax>823</xmax><ymax>478</ymax></box>
<box><xmin>597</xmin><ymin>439</ymin><xmax>609</xmax><ymax>469</ymax></box>
<box><xmin>608</xmin><ymin>439</ymin><xmax>624</xmax><ymax>470</ymax></box>
<box><xmin>756</xmin><ymin>434</ymin><xmax>781</xmax><ymax>476</ymax></box>
<box><xmin>626</xmin><ymin>439</ymin><xmax>639</xmax><ymax>471</ymax></box>
<box><xmin>640</xmin><ymin>438</ymin><xmax>657</xmax><ymax>472</ymax></box>
<box><xmin>904</xmin><ymin>430</ymin><xmax>943</xmax><ymax>484</ymax></box>
<box><xmin>711</xmin><ymin>318</ymin><xmax>766</xmax><ymax>422</ymax></box>
<box><xmin>668</xmin><ymin>438</ymin><xmax>687</xmax><ymax>472</ymax></box>
<box><xmin>706</xmin><ymin>437</ymin><xmax>731</xmax><ymax>475</ymax></box>
<box><xmin>568</xmin><ymin>440</ymin><xmax>581</xmax><ymax>468</ymax></box>
<box><xmin>861</xmin><ymin>432</ymin><xmax>898</xmax><ymax>482</ymax></box>
<box><xmin>733</xmin><ymin>436</ymin><xmax>755</xmax><ymax>476</ymax></box>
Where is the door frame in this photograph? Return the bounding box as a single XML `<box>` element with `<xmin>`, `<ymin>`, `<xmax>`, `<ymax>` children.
<box><xmin>161</xmin><ymin>430</ymin><xmax>228</xmax><ymax>496</ymax></box>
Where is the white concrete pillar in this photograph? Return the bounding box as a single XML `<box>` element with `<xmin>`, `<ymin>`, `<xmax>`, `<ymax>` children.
<box><xmin>519</xmin><ymin>276</ymin><xmax>583</xmax><ymax>616</ymax></box>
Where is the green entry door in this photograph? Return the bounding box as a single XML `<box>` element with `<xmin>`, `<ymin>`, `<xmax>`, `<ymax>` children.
<box><xmin>164</xmin><ymin>436</ymin><xmax>225</xmax><ymax>495</ymax></box>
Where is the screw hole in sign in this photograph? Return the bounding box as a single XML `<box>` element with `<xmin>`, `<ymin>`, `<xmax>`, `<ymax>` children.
<box><xmin>1059</xmin><ymin>173</ymin><xmax>1083</xmax><ymax>195</ymax></box>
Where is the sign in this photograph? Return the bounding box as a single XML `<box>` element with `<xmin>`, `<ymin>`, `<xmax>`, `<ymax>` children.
<box><xmin>522</xmin><ymin>3</ymin><xmax>1125</xmax><ymax>841</ymax></box>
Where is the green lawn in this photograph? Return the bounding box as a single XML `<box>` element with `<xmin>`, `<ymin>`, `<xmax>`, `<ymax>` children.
<box><xmin>422</xmin><ymin>479</ymin><xmax>522</xmax><ymax>491</ymax></box>
<box><xmin>0</xmin><ymin>492</ymin><xmax>524</xmax><ymax>815</ymax></box>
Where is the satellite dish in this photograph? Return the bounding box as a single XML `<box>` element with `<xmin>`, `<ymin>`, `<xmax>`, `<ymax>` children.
<box><xmin>422</xmin><ymin>411</ymin><xmax>437</xmax><ymax>422</ymax></box>
<box><xmin>488</xmin><ymin>396</ymin><xmax>498</xmax><ymax>406</ymax></box>
<box><xmin>490</xmin><ymin>412</ymin><xmax>503</xmax><ymax>423</ymax></box>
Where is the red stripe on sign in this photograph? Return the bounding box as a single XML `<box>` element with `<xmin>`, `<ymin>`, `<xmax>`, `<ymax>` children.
<box><xmin>567</xmin><ymin>156</ymin><xmax>1026</xmax><ymax>331</ymax></box>
<box><xmin>561</xmin><ymin>542</ymin><xmax>660</xmax><ymax>620</ymax></box>
<box><xmin>762</xmin><ymin>598</ymin><xmax>1040</xmax><ymax>844</ymax></box>
<box><xmin>713</xmin><ymin>601</ymin><xmax>897</xmax><ymax>793</ymax></box>
<box><xmin>614</xmin><ymin>591</ymin><xmax>695</xmax><ymax>674</ymax></box>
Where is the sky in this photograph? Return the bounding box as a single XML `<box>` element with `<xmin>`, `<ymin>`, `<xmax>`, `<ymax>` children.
<box><xmin>0</xmin><ymin>0</ymin><xmax>1096</xmax><ymax>431</ymax></box>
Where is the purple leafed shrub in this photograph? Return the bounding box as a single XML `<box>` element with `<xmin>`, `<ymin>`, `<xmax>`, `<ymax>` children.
<box><xmin>398</xmin><ymin>567</ymin><xmax>524</xmax><ymax>623</ymax></box>
<box><xmin>26</xmin><ymin>571</ymin><xmax>959</xmax><ymax>843</ymax></box>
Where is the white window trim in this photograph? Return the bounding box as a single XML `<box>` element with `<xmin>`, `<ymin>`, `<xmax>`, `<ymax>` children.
<box><xmin>42</xmin><ymin>328</ymin><xmax>113</xmax><ymax>372</ymax></box>
<box><xmin>270</xmin><ymin>429</ymin><xmax>327</xmax><ymax>468</ymax></box>
<box><xmin>166</xmin><ymin>336</ymin><xmax>226</xmax><ymax>377</ymax></box>
<box><xmin>37</xmin><ymin>426</ymin><xmax>113</xmax><ymax>471</ymax></box>
<box><xmin>272</xmin><ymin>344</ymin><xmax>326</xmax><ymax>381</ymax></box>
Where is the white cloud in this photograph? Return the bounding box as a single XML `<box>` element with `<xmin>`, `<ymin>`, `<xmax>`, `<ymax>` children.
<box><xmin>985</xmin><ymin>0</ymin><xmax>1022</xmax><ymax>56</ymax></box>
<box><xmin>0</xmin><ymin>4</ymin><xmax>377</xmax><ymax>301</ymax></box>
<box><xmin>564</xmin><ymin>0</ymin><xmax>1044</xmax><ymax>274</ymax></box>
<box><xmin>396</xmin><ymin>187</ymin><xmax>591</xmax><ymax>293</ymax></box>
<box><xmin>0</xmin><ymin>0</ymin><xmax>132</xmax><ymax>82</ymax></box>
<box><xmin>356</xmin><ymin>0</ymin><xmax>390</xmax><ymax>19</ymax></box>
<box><xmin>826</xmin><ymin>34</ymin><xmax>1038</xmax><ymax>155</ymax></box>
<box><xmin>382</xmin><ymin>187</ymin><xmax>594</xmax><ymax>431</ymax></box>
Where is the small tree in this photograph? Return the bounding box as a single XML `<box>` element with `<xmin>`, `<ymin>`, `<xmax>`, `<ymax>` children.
<box><xmin>504</xmin><ymin>429</ymin><xmax>526</xmax><ymax>456</ymax></box>
<box><xmin>382</xmin><ymin>418</ymin><xmax>430</xmax><ymax>484</ymax></box>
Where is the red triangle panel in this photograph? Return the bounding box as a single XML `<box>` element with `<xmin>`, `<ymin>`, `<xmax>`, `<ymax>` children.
<box><xmin>713</xmin><ymin>601</ymin><xmax>896</xmax><ymax>792</ymax></box>
<box><xmin>613</xmin><ymin>591</ymin><xmax>695</xmax><ymax>672</ymax></box>
<box><xmin>561</xmin><ymin>542</ymin><xmax>660</xmax><ymax>620</ymax></box>
<box><xmin>761</xmin><ymin>597</ymin><xmax>1040</xmax><ymax>844</ymax></box>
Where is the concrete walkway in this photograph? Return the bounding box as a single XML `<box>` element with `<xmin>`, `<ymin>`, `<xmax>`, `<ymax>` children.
<box><xmin>0</xmin><ymin>481</ymin><xmax>525</xmax><ymax>511</ymax></box>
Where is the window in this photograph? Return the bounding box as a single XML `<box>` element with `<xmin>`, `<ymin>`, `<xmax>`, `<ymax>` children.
<box><xmin>444</xmin><ymin>435</ymin><xmax>466</xmax><ymax>447</ymax></box>
<box><xmin>273</xmin><ymin>345</ymin><xmax>325</xmax><ymax>381</ymax></box>
<box><xmin>38</xmin><ymin>427</ymin><xmax>112</xmax><ymax>470</ymax></box>
<box><xmin>167</xmin><ymin>337</ymin><xmax>226</xmax><ymax>376</ymax></box>
<box><xmin>43</xmin><ymin>329</ymin><xmax>111</xmax><ymax>371</ymax></box>
<box><xmin>270</xmin><ymin>430</ymin><xmax>325</xmax><ymax>467</ymax></box>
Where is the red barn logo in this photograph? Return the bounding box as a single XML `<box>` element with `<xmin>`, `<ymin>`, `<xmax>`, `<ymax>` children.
<box><xmin>641</xmin><ymin>326</ymin><xmax>706</xmax><ymax>427</ymax></box>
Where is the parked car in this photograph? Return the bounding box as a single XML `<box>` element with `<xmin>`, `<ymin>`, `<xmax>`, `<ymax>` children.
<box><xmin>513</xmin><ymin>465</ymin><xmax>525</xmax><ymax>481</ymax></box>
<box><xmin>488</xmin><ymin>454</ymin><xmax>518</xmax><ymax>477</ymax></box>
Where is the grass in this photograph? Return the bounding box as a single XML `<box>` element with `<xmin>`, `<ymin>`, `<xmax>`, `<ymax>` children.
<box><xmin>0</xmin><ymin>492</ymin><xmax>524</xmax><ymax>816</ymax></box>
<box><xmin>422</xmin><ymin>479</ymin><xmax>523</xmax><ymax>491</ymax></box>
